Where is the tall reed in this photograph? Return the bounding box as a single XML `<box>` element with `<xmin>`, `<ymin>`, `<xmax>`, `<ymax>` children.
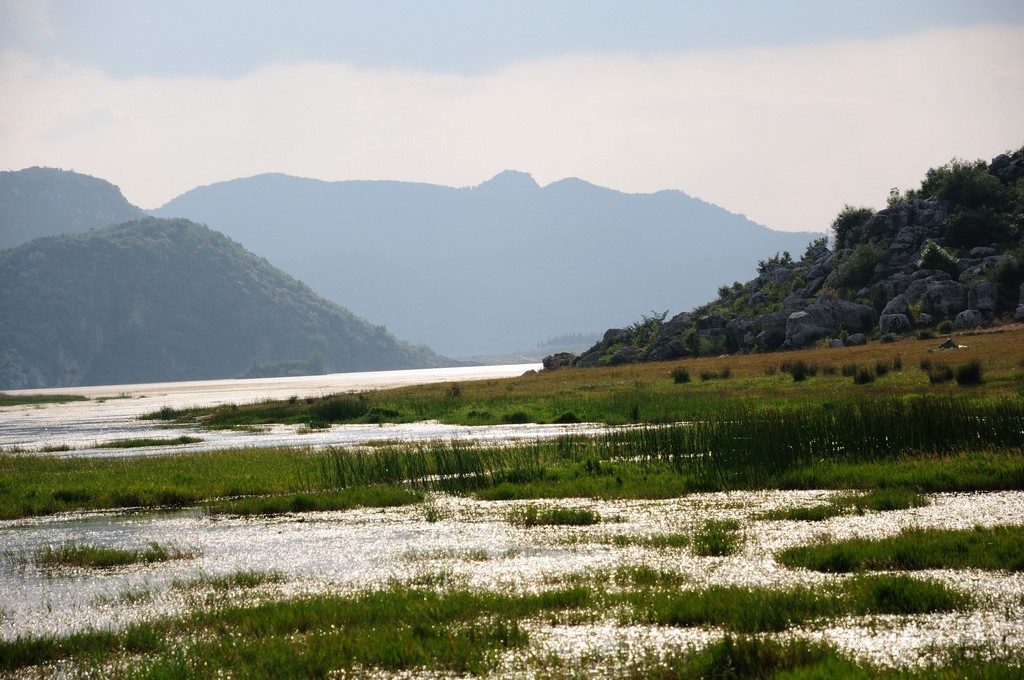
<box><xmin>311</xmin><ymin>397</ymin><xmax>1024</xmax><ymax>494</ymax></box>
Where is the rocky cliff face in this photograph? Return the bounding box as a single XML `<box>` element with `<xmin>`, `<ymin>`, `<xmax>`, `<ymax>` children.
<box><xmin>548</xmin><ymin>148</ymin><xmax>1024</xmax><ymax>370</ymax></box>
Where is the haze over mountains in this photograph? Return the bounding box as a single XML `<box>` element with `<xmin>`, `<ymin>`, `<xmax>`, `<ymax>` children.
<box><xmin>0</xmin><ymin>217</ymin><xmax>447</xmax><ymax>388</ymax></box>
<box><xmin>0</xmin><ymin>167</ymin><xmax>145</xmax><ymax>249</ymax></box>
<box><xmin>0</xmin><ymin>165</ymin><xmax>822</xmax><ymax>387</ymax></box>
<box><xmin>153</xmin><ymin>172</ymin><xmax>820</xmax><ymax>357</ymax></box>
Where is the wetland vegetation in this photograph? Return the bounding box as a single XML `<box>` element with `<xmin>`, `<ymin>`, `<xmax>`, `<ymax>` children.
<box><xmin>2</xmin><ymin>327</ymin><xmax>1023</xmax><ymax>676</ymax></box>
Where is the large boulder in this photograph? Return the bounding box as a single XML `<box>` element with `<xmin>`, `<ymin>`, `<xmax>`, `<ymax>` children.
<box><xmin>879</xmin><ymin>313</ymin><xmax>912</xmax><ymax>335</ymax></box>
<box><xmin>542</xmin><ymin>352</ymin><xmax>575</xmax><ymax>371</ymax></box>
<box><xmin>755</xmin><ymin>309</ymin><xmax>791</xmax><ymax>350</ymax></box>
<box><xmin>785</xmin><ymin>299</ymin><xmax>877</xmax><ymax>348</ymax></box>
<box><xmin>968</xmin><ymin>280</ymin><xmax>999</xmax><ymax>316</ymax></box>
<box><xmin>647</xmin><ymin>340</ymin><xmax>688</xmax><ymax>362</ymax></box>
<box><xmin>880</xmin><ymin>294</ymin><xmax>909</xmax><ymax>317</ymax></box>
<box><xmin>953</xmin><ymin>309</ymin><xmax>983</xmax><ymax>330</ymax></box>
<box><xmin>725</xmin><ymin>317</ymin><xmax>756</xmax><ymax>352</ymax></box>
<box><xmin>921</xmin><ymin>280</ymin><xmax>968</xmax><ymax>318</ymax></box>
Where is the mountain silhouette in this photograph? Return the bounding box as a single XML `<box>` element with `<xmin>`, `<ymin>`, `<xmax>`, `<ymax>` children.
<box><xmin>155</xmin><ymin>172</ymin><xmax>820</xmax><ymax>357</ymax></box>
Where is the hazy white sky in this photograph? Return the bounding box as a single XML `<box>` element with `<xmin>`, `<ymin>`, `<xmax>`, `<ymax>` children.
<box><xmin>2</xmin><ymin>1</ymin><xmax>1022</xmax><ymax>231</ymax></box>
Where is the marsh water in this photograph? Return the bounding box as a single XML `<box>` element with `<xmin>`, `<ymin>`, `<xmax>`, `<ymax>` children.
<box><xmin>2</xmin><ymin>366</ymin><xmax>1023</xmax><ymax>672</ymax></box>
<box><xmin>0</xmin><ymin>364</ymin><xmax>553</xmax><ymax>456</ymax></box>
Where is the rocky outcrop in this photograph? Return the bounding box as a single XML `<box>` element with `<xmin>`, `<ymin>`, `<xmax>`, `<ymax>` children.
<box><xmin>785</xmin><ymin>299</ymin><xmax>877</xmax><ymax>348</ymax></box>
<box><xmin>544</xmin><ymin>146</ymin><xmax>1024</xmax><ymax>370</ymax></box>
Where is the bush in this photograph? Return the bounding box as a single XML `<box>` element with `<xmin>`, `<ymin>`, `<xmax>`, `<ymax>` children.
<box><xmin>928</xmin><ymin>364</ymin><xmax>955</xmax><ymax>384</ymax></box>
<box><xmin>955</xmin><ymin>360</ymin><xmax>983</xmax><ymax>386</ymax></box>
<box><xmin>786</xmin><ymin>360</ymin><xmax>813</xmax><ymax>382</ymax></box>
<box><xmin>853</xmin><ymin>368</ymin><xmax>875</xmax><ymax>385</ymax></box>
<box><xmin>671</xmin><ymin>367</ymin><xmax>691</xmax><ymax>384</ymax></box>
<box><xmin>841</xmin><ymin>364</ymin><xmax>858</xmax><ymax>377</ymax></box>
<box><xmin>945</xmin><ymin>207</ymin><xmax>1014</xmax><ymax>249</ymax></box>
<box><xmin>937</xmin><ymin>320</ymin><xmax>953</xmax><ymax>334</ymax></box>
<box><xmin>831</xmin><ymin>205</ymin><xmax>875</xmax><ymax>249</ymax></box>
<box><xmin>917</xmin><ymin>239</ymin><xmax>959</xmax><ymax>276</ymax></box>
<box><xmin>836</xmin><ymin>243</ymin><xmax>887</xmax><ymax>288</ymax></box>
<box><xmin>913</xmin><ymin>157</ymin><xmax>1006</xmax><ymax>209</ymax></box>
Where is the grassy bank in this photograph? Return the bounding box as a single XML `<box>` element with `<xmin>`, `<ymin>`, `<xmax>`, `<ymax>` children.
<box><xmin>2</xmin><ymin>436</ymin><xmax>1022</xmax><ymax>520</ymax></box>
<box><xmin>148</xmin><ymin>327</ymin><xmax>1024</xmax><ymax>428</ymax></box>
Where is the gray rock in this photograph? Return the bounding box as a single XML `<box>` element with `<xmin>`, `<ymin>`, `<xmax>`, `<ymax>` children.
<box><xmin>647</xmin><ymin>340</ymin><xmax>688</xmax><ymax>362</ymax></box>
<box><xmin>602</xmin><ymin>328</ymin><xmax>630</xmax><ymax>345</ymax></box>
<box><xmin>575</xmin><ymin>350</ymin><xmax>604</xmax><ymax>369</ymax></box>
<box><xmin>695</xmin><ymin>312</ymin><xmax>728</xmax><ymax>333</ymax></box>
<box><xmin>953</xmin><ymin>309</ymin><xmax>983</xmax><ymax>330</ymax></box>
<box><xmin>756</xmin><ymin>310</ymin><xmax>793</xmax><ymax>350</ymax></box>
<box><xmin>969</xmin><ymin>246</ymin><xmax>996</xmax><ymax>258</ymax></box>
<box><xmin>879</xmin><ymin>313</ymin><xmax>912</xmax><ymax>335</ymax></box>
<box><xmin>968</xmin><ymin>280</ymin><xmax>999</xmax><ymax>316</ymax></box>
<box><xmin>725</xmin><ymin>318</ymin><xmax>754</xmax><ymax>351</ymax></box>
<box><xmin>1017</xmin><ymin>305</ymin><xmax>1024</xmax><ymax>321</ymax></box>
<box><xmin>608</xmin><ymin>346</ymin><xmax>642</xmax><ymax>365</ymax></box>
<box><xmin>916</xmin><ymin>312</ymin><xmax>934</xmax><ymax>328</ymax></box>
<box><xmin>655</xmin><ymin>313</ymin><xmax>692</xmax><ymax>343</ymax></box>
<box><xmin>784</xmin><ymin>299</ymin><xmax>877</xmax><ymax>348</ymax></box>
<box><xmin>881</xmin><ymin>294</ymin><xmax>909</xmax><ymax>317</ymax></box>
<box><xmin>829</xmin><ymin>338</ymin><xmax>845</xmax><ymax>348</ymax></box>
<box><xmin>846</xmin><ymin>333</ymin><xmax>867</xmax><ymax>346</ymax></box>
<box><xmin>922</xmin><ymin>280</ymin><xmax>968</xmax><ymax>317</ymax></box>
<box><xmin>542</xmin><ymin>352</ymin><xmax>575</xmax><ymax>371</ymax></box>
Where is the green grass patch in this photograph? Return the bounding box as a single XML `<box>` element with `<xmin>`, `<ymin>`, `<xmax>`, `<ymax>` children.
<box><xmin>778</xmin><ymin>524</ymin><xmax>1024</xmax><ymax>572</ymax></box>
<box><xmin>0</xmin><ymin>392</ymin><xmax>88</xmax><ymax>406</ymax></box>
<box><xmin>619</xmin><ymin>634</ymin><xmax>1024</xmax><ymax>680</ymax></box>
<box><xmin>0</xmin><ymin>586</ymin><xmax>592</xmax><ymax>676</ymax></box>
<box><xmin>103</xmin><ymin>436</ymin><xmax>203</xmax><ymax>449</ymax></box>
<box><xmin>173</xmin><ymin>570</ymin><xmax>286</xmax><ymax>592</ymax></box>
<box><xmin>628</xmin><ymin>574</ymin><xmax>971</xmax><ymax>632</ymax></box>
<box><xmin>623</xmin><ymin>635</ymin><xmax>866</xmax><ymax>679</ymax></box>
<box><xmin>762</xmin><ymin>488</ymin><xmax>930</xmax><ymax>521</ymax></box>
<box><xmin>692</xmin><ymin>519</ymin><xmax>743</xmax><ymax>556</ymax></box>
<box><xmin>507</xmin><ymin>505</ymin><xmax>602</xmax><ymax>527</ymax></box>
<box><xmin>203</xmin><ymin>486</ymin><xmax>422</xmax><ymax>516</ymax></box>
<box><xmin>11</xmin><ymin>542</ymin><xmax>199</xmax><ymax>570</ymax></box>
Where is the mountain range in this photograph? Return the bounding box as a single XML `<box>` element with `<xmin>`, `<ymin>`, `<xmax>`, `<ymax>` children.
<box><xmin>152</xmin><ymin>172</ymin><xmax>821</xmax><ymax>357</ymax></box>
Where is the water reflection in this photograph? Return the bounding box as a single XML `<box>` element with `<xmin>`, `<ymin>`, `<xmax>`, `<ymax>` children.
<box><xmin>1</xmin><ymin>364</ymin><xmax>543</xmax><ymax>455</ymax></box>
<box><xmin>2</xmin><ymin>491</ymin><xmax>1022</xmax><ymax>669</ymax></box>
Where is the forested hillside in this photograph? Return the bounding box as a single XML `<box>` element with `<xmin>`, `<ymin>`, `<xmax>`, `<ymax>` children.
<box><xmin>0</xmin><ymin>167</ymin><xmax>145</xmax><ymax>249</ymax></box>
<box><xmin>0</xmin><ymin>218</ymin><xmax>448</xmax><ymax>388</ymax></box>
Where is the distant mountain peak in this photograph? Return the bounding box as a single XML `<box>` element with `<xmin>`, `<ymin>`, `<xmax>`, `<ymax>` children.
<box><xmin>475</xmin><ymin>170</ymin><xmax>539</xmax><ymax>192</ymax></box>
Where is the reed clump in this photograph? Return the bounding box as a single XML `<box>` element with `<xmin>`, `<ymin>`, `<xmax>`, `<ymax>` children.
<box><xmin>778</xmin><ymin>525</ymin><xmax>1024</xmax><ymax>572</ymax></box>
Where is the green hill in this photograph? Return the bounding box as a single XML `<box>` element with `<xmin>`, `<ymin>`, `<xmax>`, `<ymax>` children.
<box><xmin>0</xmin><ymin>218</ymin><xmax>450</xmax><ymax>388</ymax></box>
<box><xmin>0</xmin><ymin>167</ymin><xmax>146</xmax><ymax>249</ymax></box>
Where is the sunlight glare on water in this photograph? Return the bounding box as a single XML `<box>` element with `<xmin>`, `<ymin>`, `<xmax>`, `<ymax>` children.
<box><xmin>0</xmin><ymin>364</ymin><xmax>545</xmax><ymax>454</ymax></box>
<box><xmin>2</xmin><ymin>491</ymin><xmax>1022</xmax><ymax>670</ymax></box>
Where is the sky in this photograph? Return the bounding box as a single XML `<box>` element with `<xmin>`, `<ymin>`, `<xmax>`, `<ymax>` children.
<box><xmin>1</xmin><ymin>1</ymin><xmax>1022</xmax><ymax>232</ymax></box>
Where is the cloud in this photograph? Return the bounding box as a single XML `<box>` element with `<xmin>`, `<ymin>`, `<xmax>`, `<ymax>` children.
<box><xmin>1</xmin><ymin>24</ymin><xmax>1022</xmax><ymax>230</ymax></box>
<box><xmin>0</xmin><ymin>0</ymin><xmax>54</xmax><ymax>43</ymax></box>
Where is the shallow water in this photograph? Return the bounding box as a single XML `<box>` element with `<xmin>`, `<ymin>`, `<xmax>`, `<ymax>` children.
<box><xmin>2</xmin><ymin>491</ymin><xmax>1022</xmax><ymax>670</ymax></box>
<box><xmin>3</xmin><ymin>367</ymin><xmax>1023</xmax><ymax>673</ymax></box>
<box><xmin>0</xmin><ymin>364</ymin><xmax>548</xmax><ymax>455</ymax></box>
